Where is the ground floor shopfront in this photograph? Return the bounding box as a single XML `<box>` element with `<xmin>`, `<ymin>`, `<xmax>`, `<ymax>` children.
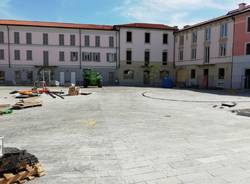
<box><xmin>118</xmin><ymin>61</ymin><xmax>175</xmax><ymax>86</ymax></box>
<box><xmin>0</xmin><ymin>64</ymin><xmax>117</xmax><ymax>86</ymax></box>
<box><xmin>232</xmin><ymin>56</ymin><xmax>250</xmax><ymax>89</ymax></box>
<box><xmin>176</xmin><ymin>63</ymin><xmax>232</xmax><ymax>89</ymax></box>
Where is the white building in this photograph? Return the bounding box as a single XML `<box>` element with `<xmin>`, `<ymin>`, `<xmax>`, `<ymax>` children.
<box><xmin>115</xmin><ymin>23</ymin><xmax>176</xmax><ymax>86</ymax></box>
<box><xmin>0</xmin><ymin>20</ymin><xmax>118</xmax><ymax>85</ymax></box>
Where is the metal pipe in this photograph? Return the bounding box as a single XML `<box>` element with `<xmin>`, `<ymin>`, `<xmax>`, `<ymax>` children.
<box><xmin>0</xmin><ymin>136</ymin><xmax>4</xmax><ymax>157</ymax></box>
<box><xmin>7</xmin><ymin>26</ymin><xmax>11</xmax><ymax>68</ymax></box>
<box><xmin>79</xmin><ymin>29</ymin><xmax>82</xmax><ymax>69</ymax></box>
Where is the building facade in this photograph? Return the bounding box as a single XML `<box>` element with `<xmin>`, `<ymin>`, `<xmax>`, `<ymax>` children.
<box><xmin>174</xmin><ymin>3</ymin><xmax>250</xmax><ymax>89</ymax></box>
<box><xmin>232</xmin><ymin>6</ymin><xmax>250</xmax><ymax>89</ymax></box>
<box><xmin>175</xmin><ymin>17</ymin><xmax>234</xmax><ymax>89</ymax></box>
<box><xmin>115</xmin><ymin>24</ymin><xmax>175</xmax><ymax>86</ymax></box>
<box><xmin>1</xmin><ymin>3</ymin><xmax>250</xmax><ymax>88</ymax></box>
<box><xmin>0</xmin><ymin>21</ymin><xmax>118</xmax><ymax>86</ymax></box>
<box><xmin>0</xmin><ymin>21</ymin><xmax>176</xmax><ymax>86</ymax></box>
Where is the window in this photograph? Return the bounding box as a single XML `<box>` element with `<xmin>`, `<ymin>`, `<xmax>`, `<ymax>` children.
<box><xmin>123</xmin><ymin>70</ymin><xmax>134</xmax><ymax>79</ymax></box>
<box><xmin>145</xmin><ymin>50</ymin><xmax>150</xmax><ymax>65</ymax></box>
<box><xmin>59</xmin><ymin>51</ymin><xmax>65</xmax><ymax>62</ymax></box>
<box><xmin>179</xmin><ymin>35</ymin><xmax>184</xmax><ymax>46</ymax></box>
<box><xmin>204</xmin><ymin>46</ymin><xmax>210</xmax><ymax>63</ymax></box>
<box><xmin>205</xmin><ymin>27</ymin><xmax>211</xmax><ymax>41</ymax></box>
<box><xmin>26</xmin><ymin>33</ymin><xmax>32</xmax><ymax>44</ymax></box>
<box><xmin>179</xmin><ymin>50</ymin><xmax>183</xmax><ymax>61</ymax></box>
<box><xmin>85</xmin><ymin>35</ymin><xmax>90</xmax><ymax>47</ymax></box>
<box><xmin>0</xmin><ymin>71</ymin><xmax>5</xmax><ymax>82</ymax></box>
<box><xmin>26</xmin><ymin>50</ymin><xmax>32</xmax><ymax>61</ymax></box>
<box><xmin>107</xmin><ymin>53</ymin><xmax>117</xmax><ymax>62</ymax></box>
<box><xmin>93</xmin><ymin>53</ymin><xmax>101</xmax><ymax>62</ymax></box>
<box><xmin>162</xmin><ymin>51</ymin><xmax>168</xmax><ymax>65</ymax></box>
<box><xmin>14</xmin><ymin>32</ymin><xmax>20</xmax><ymax>44</ymax></box>
<box><xmin>70</xmin><ymin>52</ymin><xmax>78</xmax><ymax>61</ymax></box>
<box><xmin>191</xmin><ymin>48</ymin><xmax>197</xmax><ymax>60</ymax></box>
<box><xmin>126</xmin><ymin>50</ymin><xmax>132</xmax><ymax>64</ymax></box>
<box><xmin>59</xmin><ymin>34</ymin><xmax>64</xmax><ymax>46</ymax></box>
<box><xmin>82</xmin><ymin>52</ymin><xmax>92</xmax><ymax>61</ymax></box>
<box><xmin>0</xmin><ymin>49</ymin><xmax>4</xmax><ymax>60</ymax></box>
<box><xmin>109</xmin><ymin>36</ymin><xmax>114</xmax><ymax>48</ymax></box>
<box><xmin>43</xmin><ymin>51</ymin><xmax>49</xmax><ymax>66</ymax></box>
<box><xmin>220</xmin><ymin>23</ymin><xmax>228</xmax><ymax>38</ymax></box>
<box><xmin>246</xmin><ymin>43</ymin><xmax>250</xmax><ymax>55</ymax></box>
<box><xmin>15</xmin><ymin>71</ymin><xmax>21</xmax><ymax>82</ymax></box>
<box><xmin>247</xmin><ymin>17</ymin><xmax>250</xmax><ymax>32</ymax></box>
<box><xmin>145</xmin><ymin>33</ymin><xmax>150</xmax><ymax>43</ymax></box>
<box><xmin>70</xmin><ymin>35</ymin><xmax>76</xmax><ymax>46</ymax></box>
<box><xmin>43</xmin><ymin>33</ymin><xmax>48</xmax><ymax>45</ymax></box>
<box><xmin>14</xmin><ymin>50</ymin><xmax>20</xmax><ymax>60</ymax></box>
<box><xmin>191</xmin><ymin>69</ymin><xmax>196</xmax><ymax>79</ymax></box>
<box><xmin>95</xmin><ymin>36</ymin><xmax>100</xmax><ymax>47</ymax></box>
<box><xmin>163</xmin><ymin>34</ymin><xmax>168</xmax><ymax>44</ymax></box>
<box><xmin>218</xmin><ymin>68</ymin><xmax>225</xmax><ymax>79</ymax></box>
<box><xmin>126</xmin><ymin>31</ymin><xmax>132</xmax><ymax>42</ymax></box>
<box><xmin>192</xmin><ymin>32</ymin><xmax>197</xmax><ymax>43</ymax></box>
<box><xmin>219</xmin><ymin>43</ymin><xmax>227</xmax><ymax>57</ymax></box>
<box><xmin>0</xmin><ymin>32</ymin><xmax>4</xmax><ymax>44</ymax></box>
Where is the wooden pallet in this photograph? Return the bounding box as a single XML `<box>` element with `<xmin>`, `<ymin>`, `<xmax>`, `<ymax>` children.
<box><xmin>0</xmin><ymin>163</ymin><xmax>45</xmax><ymax>184</ymax></box>
<box><xmin>12</xmin><ymin>98</ymin><xmax>42</xmax><ymax>110</ymax></box>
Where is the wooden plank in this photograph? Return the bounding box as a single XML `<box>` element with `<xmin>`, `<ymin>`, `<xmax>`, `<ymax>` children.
<box><xmin>3</xmin><ymin>173</ymin><xmax>15</xmax><ymax>184</ymax></box>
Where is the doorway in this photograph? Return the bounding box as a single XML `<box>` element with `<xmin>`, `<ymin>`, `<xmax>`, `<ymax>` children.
<box><xmin>39</xmin><ymin>69</ymin><xmax>51</xmax><ymax>85</ymax></box>
<box><xmin>203</xmin><ymin>69</ymin><xmax>209</xmax><ymax>88</ymax></box>
<box><xmin>108</xmin><ymin>72</ymin><xmax>115</xmax><ymax>85</ymax></box>
<box><xmin>143</xmin><ymin>70</ymin><xmax>150</xmax><ymax>85</ymax></box>
<box><xmin>60</xmin><ymin>72</ymin><xmax>65</xmax><ymax>86</ymax></box>
<box><xmin>245</xmin><ymin>69</ymin><xmax>250</xmax><ymax>89</ymax></box>
<box><xmin>71</xmin><ymin>72</ymin><xmax>76</xmax><ymax>84</ymax></box>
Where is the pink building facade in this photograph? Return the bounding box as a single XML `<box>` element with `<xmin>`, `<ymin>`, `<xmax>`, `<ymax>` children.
<box><xmin>232</xmin><ymin>8</ymin><xmax>250</xmax><ymax>89</ymax></box>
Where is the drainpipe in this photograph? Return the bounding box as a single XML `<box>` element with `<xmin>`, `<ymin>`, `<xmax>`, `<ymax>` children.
<box><xmin>79</xmin><ymin>29</ymin><xmax>82</xmax><ymax>69</ymax></box>
<box><xmin>7</xmin><ymin>26</ymin><xmax>11</xmax><ymax>68</ymax></box>
<box><xmin>173</xmin><ymin>32</ymin><xmax>176</xmax><ymax>83</ymax></box>
<box><xmin>231</xmin><ymin>17</ymin><xmax>235</xmax><ymax>89</ymax></box>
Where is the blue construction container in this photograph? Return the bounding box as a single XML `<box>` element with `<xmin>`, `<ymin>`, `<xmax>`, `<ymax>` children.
<box><xmin>162</xmin><ymin>77</ymin><xmax>174</xmax><ymax>88</ymax></box>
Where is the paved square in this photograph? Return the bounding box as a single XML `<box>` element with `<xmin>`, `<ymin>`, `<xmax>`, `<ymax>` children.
<box><xmin>1</xmin><ymin>87</ymin><xmax>250</xmax><ymax>184</ymax></box>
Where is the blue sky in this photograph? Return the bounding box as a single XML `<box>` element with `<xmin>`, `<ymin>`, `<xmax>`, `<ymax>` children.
<box><xmin>0</xmin><ymin>0</ymin><xmax>249</xmax><ymax>28</ymax></box>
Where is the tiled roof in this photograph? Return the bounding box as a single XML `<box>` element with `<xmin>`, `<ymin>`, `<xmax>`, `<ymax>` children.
<box><xmin>0</xmin><ymin>20</ymin><xmax>114</xmax><ymax>30</ymax></box>
<box><xmin>177</xmin><ymin>7</ymin><xmax>250</xmax><ymax>32</ymax></box>
<box><xmin>116</xmin><ymin>23</ymin><xmax>176</xmax><ymax>30</ymax></box>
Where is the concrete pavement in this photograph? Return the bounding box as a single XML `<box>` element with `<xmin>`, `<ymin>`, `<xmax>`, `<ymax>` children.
<box><xmin>0</xmin><ymin>87</ymin><xmax>250</xmax><ymax>183</ymax></box>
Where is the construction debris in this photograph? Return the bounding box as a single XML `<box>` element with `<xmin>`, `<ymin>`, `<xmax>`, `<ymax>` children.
<box><xmin>0</xmin><ymin>147</ymin><xmax>45</xmax><ymax>184</ymax></box>
<box><xmin>221</xmin><ymin>102</ymin><xmax>237</xmax><ymax>108</ymax></box>
<box><xmin>68</xmin><ymin>86</ymin><xmax>80</xmax><ymax>96</ymax></box>
<box><xmin>0</xmin><ymin>105</ymin><xmax>12</xmax><ymax>116</ymax></box>
<box><xmin>80</xmin><ymin>92</ymin><xmax>92</xmax><ymax>96</ymax></box>
<box><xmin>10</xmin><ymin>86</ymin><xmax>64</xmax><ymax>99</ymax></box>
<box><xmin>12</xmin><ymin>98</ymin><xmax>42</xmax><ymax>110</ymax></box>
<box><xmin>235</xmin><ymin>109</ymin><xmax>250</xmax><ymax>117</ymax></box>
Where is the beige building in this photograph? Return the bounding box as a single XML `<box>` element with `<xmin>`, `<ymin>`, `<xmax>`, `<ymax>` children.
<box><xmin>115</xmin><ymin>23</ymin><xmax>176</xmax><ymax>86</ymax></box>
<box><xmin>175</xmin><ymin>15</ymin><xmax>234</xmax><ymax>89</ymax></box>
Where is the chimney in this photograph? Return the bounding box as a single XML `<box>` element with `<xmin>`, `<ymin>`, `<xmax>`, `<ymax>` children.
<box><xmin>239</xmin><ymin>3</ymin><xmax>246</xmax><ymax>10</ymax></box>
